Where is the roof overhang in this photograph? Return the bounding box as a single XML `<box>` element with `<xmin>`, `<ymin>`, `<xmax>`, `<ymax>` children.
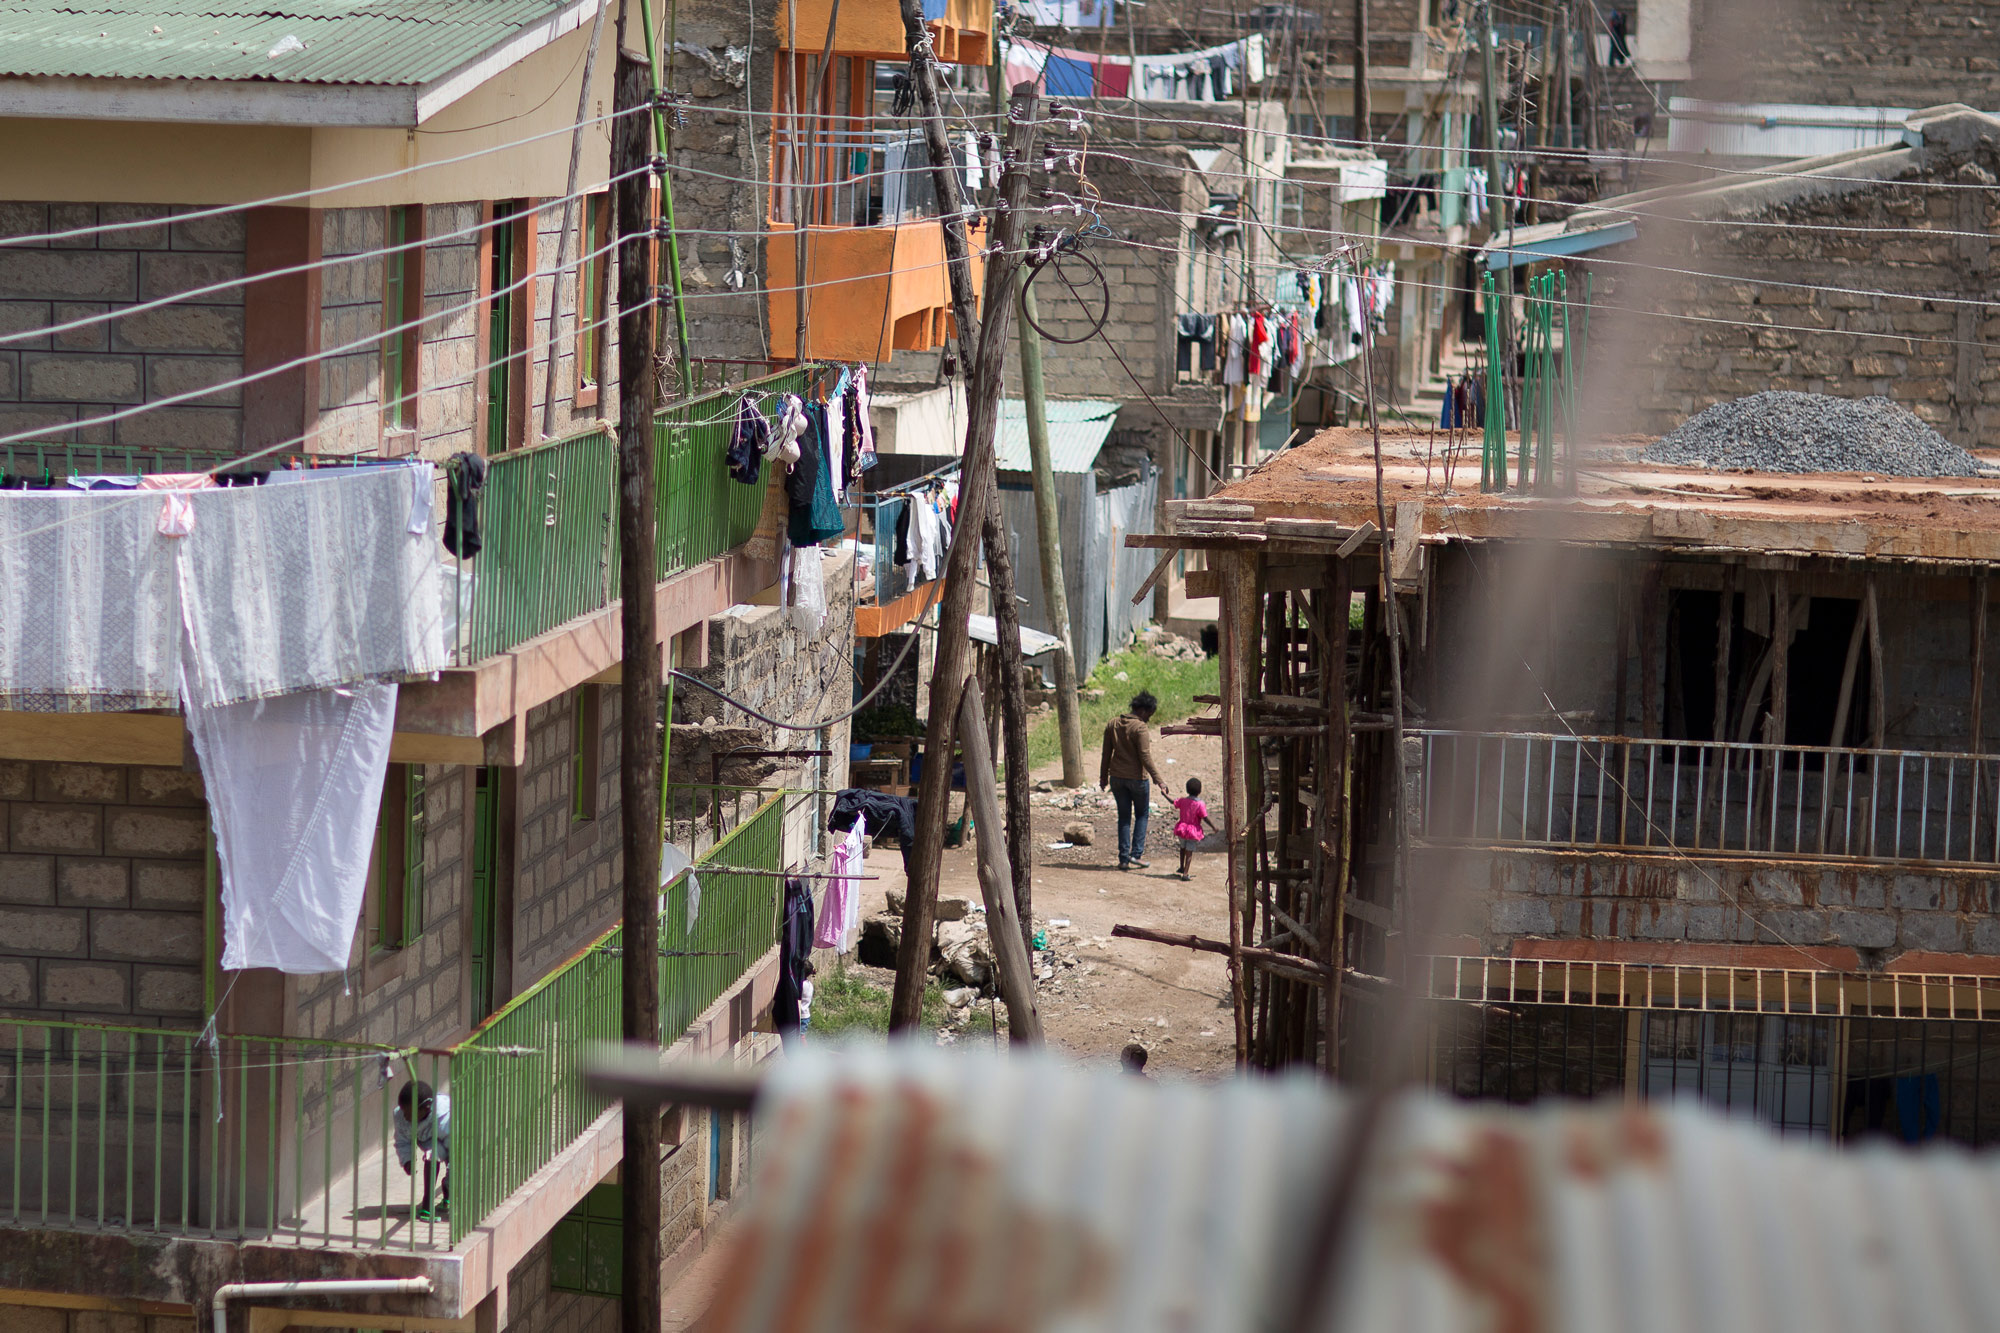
<box><xmin>0</xmin><ymin>0</ymin><xmax>599</xmax><ymax>127</ymax></box>
<box><xmin>1483</xmin><ymin>218</ymin><xmax>1638</xmax><ymax>269</ymax></box>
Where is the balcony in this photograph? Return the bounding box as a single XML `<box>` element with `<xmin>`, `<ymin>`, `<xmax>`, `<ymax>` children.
<box><xmin>0</xmin><ymin>786</ymin><xmax>784</xmax><ymax>1262</ymax></box>
<box><xmin>779</xmin><ymin>0</ymin><xmax>991</xmax><ymax>65</ymax></box>
<box><xmin>767</xmin><ymin>220</ymin><xmax>985</xmax><ymax>363</ymax></box>
<box><xmin>1415</xmin><ymin>729</ymin><xmax>2000</xmax><ymax>868</ymax></box>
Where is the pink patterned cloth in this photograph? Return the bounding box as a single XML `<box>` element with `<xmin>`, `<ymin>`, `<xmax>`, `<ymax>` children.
<box><xmin>814</xmin><ymin>816</ymin><xmax>866</xmax><ymax>952</ymax></box>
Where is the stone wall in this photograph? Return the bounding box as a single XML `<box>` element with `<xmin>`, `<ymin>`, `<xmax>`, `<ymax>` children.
<box><xmin>528</xmin><ymin>196</ymin><xmax>623</xmax><ymax>446</ymax></box>
<box><xmin>1688</xmin><ymin>0</ymin><xmax>2000</xmax><ymax>109</ymax></box>
<box><xmin>294</xmin><ymin>763</ymin><xmax>470</xmax><ymax>1049</ymax></box>
<box><xmin>418</xmin><ymin>201</ymin><xmax>484</xmax><ymax>460</ymax></box>
<box><xmin>514</xmin><ymin>686</ymin><xmax>625</xmax><ymax>983</ymax></box>
<box><xmin>673</xmin><ymin>552</ymin><xmax>857</xmax><ymax>804</ymax></box>
<box><xmin>0</xmin><ymin>760</ymin><xmax>207</xmax><ymax>1026</ymax></box>
<box><xmin>668</xmin><ymin>4</ymin><xmax>777</xmax><ymax>367</ymax></box>
<box><xmin>1581</xmin><ymin>118</ymin><xmax>2000</xmax><ymax>446</ymax></box>
<box><xmin>0</xmin><ymin>202</ymin><xmax>244</xmax><ymax>449</ymax></box>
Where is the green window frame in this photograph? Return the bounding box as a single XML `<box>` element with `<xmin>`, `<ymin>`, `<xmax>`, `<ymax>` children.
<box><xmin>381</xmin><ymin>204</ymin><xmax>424</xmax><ymax>433</ymax></box>
<box><xmin>576</xmin><ymin>194</ymin><xmax>609</xmax><ymax>400</ymax></box>
<box><xmin>373</xmin><ymin>763</ymin><xmax>428</xmax><ymax>950</ymax></box>
<box><xmin>551</xmin><ymin>1183</ymin><xmax>623</xmax><ymax>1297</ymax></box>
<box><xmin>484</xmin><ymin>199</ymin><xmax>524</xmax><ymax>454</ymax></box>
<box><xmin>572</xmin><ymin>685</ymin><xmax>601</xmax><ymax>824</ymax></box>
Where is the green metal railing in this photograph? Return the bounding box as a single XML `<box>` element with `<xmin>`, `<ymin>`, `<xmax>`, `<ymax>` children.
<box><xmin>453</xmin><ymin>364</ymin><xmax>822</xmax><ymax>664</ymax></box>
<box><xmin>0</xmin><ymin>443</ymin><xmax>257</xmax><ymax>483</ymax></box>
<box><xmin>446</xmin><ymin>787</ymin><xmax>786</xmax><ymax>1245</ymax></box>
<box><xmin>0</xmin><ymin>1020</ymin><xmax>451</xmax><ymax>1249</ymax></box>
<box><xmin>0</xmin><ymin>789</ymin><xmax>788</xmax><ymax>1255</ymax></box>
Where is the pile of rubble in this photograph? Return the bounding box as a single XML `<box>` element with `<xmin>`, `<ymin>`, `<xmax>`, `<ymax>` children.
<box><xmin>1136</xmin><ymin>626</ymin><xmax>1208</xmax><ymax>662</ymax></box>
<box><xmin>858</xmin><ymin>894</ymin><xmax>1096</xmax><ymax>1031</ymax></box>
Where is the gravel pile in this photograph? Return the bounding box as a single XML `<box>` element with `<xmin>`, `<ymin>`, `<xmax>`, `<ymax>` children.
<box><xmin>1642</xmin><ymin>391</ymin><xmax>1987</xmax><ymax>478</ymax></box>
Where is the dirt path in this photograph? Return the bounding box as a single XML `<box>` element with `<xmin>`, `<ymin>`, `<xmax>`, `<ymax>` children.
<box><xmin>850</xmin><ymin>726</ymin><xmax>1236</xmax><ymax>1080</ymax></box>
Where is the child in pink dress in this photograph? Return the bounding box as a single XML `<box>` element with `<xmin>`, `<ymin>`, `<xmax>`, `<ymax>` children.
<box><xmin>1172</xmin><ymin>778</ymin><xmax>1215</xmax><ymax>881</ymax></box>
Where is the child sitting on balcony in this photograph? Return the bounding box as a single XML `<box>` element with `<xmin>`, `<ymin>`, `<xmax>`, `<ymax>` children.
<box><xmin>394</xmin><ymin>1080</ymin><xmax>451</xmax><ymax>1222</ymax></box>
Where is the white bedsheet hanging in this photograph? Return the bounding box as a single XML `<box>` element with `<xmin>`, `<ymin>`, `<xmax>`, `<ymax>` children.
<box><xmin>190</xmin><ymin>680</ymin><xmax>400</xmax><ymax>975</ymax></box>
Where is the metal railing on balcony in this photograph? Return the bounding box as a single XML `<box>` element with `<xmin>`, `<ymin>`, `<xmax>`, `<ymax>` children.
<box><xmin>1415</xmin><ymin>730</ymin><xmax>2000</xmax><ymax>868</ymax></box>
<box><xmin>446</xmin><ymin>785</ymin><xmax>786</xmax><ymax>1245</ymax></box>
<box><xmin>449</xmin><ymin>365</ymin><xmax>819</xmax><ymax>664</ymax></box>
<box><xmin>0</xmin><ymin>787</ymin><xmax>789</xmax><ymax>1253</ymax></box>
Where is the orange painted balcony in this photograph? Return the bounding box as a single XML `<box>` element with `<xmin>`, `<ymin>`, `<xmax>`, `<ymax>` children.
<box><xmin>779</xmin><ymin>0</ymin><xmax>992</xmax><ymax>65</ymax></box>
<box><xmin>768</xmin><ymin>218</ymin><xmax>986</xmax><ymax>363</ymax></box>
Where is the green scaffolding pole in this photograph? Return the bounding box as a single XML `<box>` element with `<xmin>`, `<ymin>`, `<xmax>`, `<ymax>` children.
<box><xmin>637</xmin><ymin>0</ymin><xmax>696</xmax><ymax>401</ymax></box>
<box><xmin>1482</xmin><ymin>269</ymin><xmax>1506</xmax><ymax>492</ymax></box>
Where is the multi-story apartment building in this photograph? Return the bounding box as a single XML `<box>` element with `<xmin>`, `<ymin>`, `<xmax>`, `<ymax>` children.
<box><xmin>0</xmin><ymin>5</ymin><xmax>829</xmax><ymax>1330</ymax></box>
<box><xmin>1138</xmin><ymin>411</ymin><xmax>2000</xmax><ymax>1141</ymax></box>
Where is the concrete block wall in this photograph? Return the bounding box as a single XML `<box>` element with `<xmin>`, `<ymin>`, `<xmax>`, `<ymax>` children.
<box><xmin>528</xmin><ymin>197</ymin><xmax>622</xmax><ymax>445</ymax></box>
<box><xmin>0</xmin><ymin>202</ymin><xmax>244</xmax><ymax>450</ymax></box>
<box><xmin>1582</xmin><ymin>136</ymin><xmax>2000</xmax><ymax>448</ymax></box>
<box><xmin>315</xmin><ymin>206</ymin><xmax>387</xmax><ymax>458</ymax></box>
<box><xmin>293</xmin><ymin>763</ymin><xmax>469</xmax><ymax>1050</ymax></box>
<box><xmin>0</xmin><ymin>1306</ymin><xmax>193</xmax><ymax>1333</ymax></box>
<box><xmin>0</xmin><ymin>760</ymin><xmax>207</xmax><ymax>1026</ymax></box>
<box><xmin>1453</xmin><ymin>845</ymin><xmax>2000</xmax><ymax>964</ymax></box>
<box><xmin>1689</xmin><ymin>0</ymin><xmax>2000</xmax><ymax>109</ymax></box>
<box><xmin>514</xmin><ymin>686</ymin><xmax>625</xmax><ymax>983</ymax></box>
<box><xmin>418</xmin><ymin>201</ymin><xmax>483</xmax><ymax>461</ymax></box>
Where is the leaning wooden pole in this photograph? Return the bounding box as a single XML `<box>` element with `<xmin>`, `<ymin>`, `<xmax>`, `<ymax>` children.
<box><xmin>959</xmin><ymin>677</ymin><xmax>1045</xmax><ymax>1044</ymax></box>
<box><xmin>889</xmin><ymin>75</ymin><xmax>1043</xmax><ymax>1031</ymax></box>
<box><xmin>611</xmin><ymin>37</ymin><xmax>664</xmax><ymax>1333</ymax></box>
<box><xmin>1018</xmin><ymin>282</ymin><xmax>1088</xmax><ymax>789</ymax></box>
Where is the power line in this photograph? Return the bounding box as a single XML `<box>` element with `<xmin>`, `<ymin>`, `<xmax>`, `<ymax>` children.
<box><xmin>0</xmin><ymin>105</ymin><xmax>650</xmax><ymax>250</ymax></box>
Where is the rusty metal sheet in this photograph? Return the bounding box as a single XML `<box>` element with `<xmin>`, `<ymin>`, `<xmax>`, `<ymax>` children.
<box><xmin>702</xmin><ymin>1046</ymin><xmax>2000</xmax><ymax>1332</ymax></box>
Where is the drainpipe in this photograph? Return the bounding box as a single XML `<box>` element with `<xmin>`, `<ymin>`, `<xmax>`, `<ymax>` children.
<box><xmin>211</xmin><ymin>1277</ymin><xmax>433</xmax><ymax>1333</ymax></box>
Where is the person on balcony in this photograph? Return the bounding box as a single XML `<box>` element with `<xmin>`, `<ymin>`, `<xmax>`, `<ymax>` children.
<box><xmin>1101</xmin><ymin>691</ymin><xmax>1170</xmax><ymax>871</ymax></box>
<box><xmin>394</xmin><ymin>1080</ymin><xmax>451</xmax><ymax>1221</ymax></box>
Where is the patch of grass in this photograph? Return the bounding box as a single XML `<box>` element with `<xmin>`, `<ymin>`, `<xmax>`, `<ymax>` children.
<box><xmin>806</xmin><ymin>960</ymin><xmax>951</xmax><ymax>1036</ymax></box>
<box><xmin>1024</xmin><ymin>642</ymin><xmax>1222</xmax><ymax>774</ymax></box>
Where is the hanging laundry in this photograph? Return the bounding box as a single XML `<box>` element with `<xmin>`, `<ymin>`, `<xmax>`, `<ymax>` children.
<box><xmin>814</xmin><ymin>816</ymin><xmax>866</xmax><ymax>953</ymax></box>
<box><xmin>1222</xmin><ymin>313</ymin><xmax>1248</xmax><ymax>385</ymax></box>
<box><xmin>824</xmin><ymin>381</ymin><xmax>848</xmax><ymax>503</ymax></box>
<box><xmin>1175</xmin><ymin>313</ymin><xmax>1216</xmax><ymax>375</ymax></box>
<box><xmin>444</xmin><ymin>452</ymin><xmax>486</xmax><ymax>557</ymax></box>
<box><xmin>194</xmin><ymin>681</ymin><xmax>399</xmax><ymax>974</ymax></box>
<box><xmin>770</xmin><ymin>394</ymin><xmax>807</xmax><ymax>466</ymax></box>
<box><xmin>773</xmin><ymin>876</ymin><xmax>816</xmax><ymax>1037</ymax></box>
<box><xmin>785</xmin><ymin>403</ymin><xmax>845</xmax><ymax>547</ymax></box>
<box><xmin>852</xmin><ymin>365</ymin><xmax>877</xmax><ymax>469</ymax></box>
<box><xmin>791</xmin><ymin>543</ymin><xmax>827</xmax><ymax>631</ymax></box>
<box><xmin>726</xmin><ymin>395</ymin><xmax>770</xmax><ymax>484</ymax></box>
<box><xmin>178</xmin><ymin>465</ymin><xmax>446</xmax><ymax>709</ymax></box>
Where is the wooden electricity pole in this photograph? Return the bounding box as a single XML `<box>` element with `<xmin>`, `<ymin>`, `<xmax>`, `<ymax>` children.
<box><xmin>1018</xmin><ymin>281</ymin><xmax>1087</xmax><ymax>786</ymax></box>
<box><xmin>889</xmin><ymin>70</ymin><xmax>1043</xmax><ymax>1031</ymax></box>
<box><xmin>611</xmin><ymin>35</ymin><xmax>664</xmax><ymax>1333</ymax></box>
<box><xmin>1352</xmin><ymin>0</ymin><xmax>1369</xmax><ymax>145</ymax></box>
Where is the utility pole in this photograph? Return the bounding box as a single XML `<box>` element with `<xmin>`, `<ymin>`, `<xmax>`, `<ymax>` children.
<box><xmin>1477</xmin><ymin>1</ymin><xmax>1514</xmax><ymax>431</ymax></box>
<box><xmin>1017</xmin><ymin>282</ymin><xmax>1086</xmax><ymax>788</ymax></box>
<box><xmin>1527</xmin><ymin>10</ymin><xmax>1552</xmax><ymax>224</ymax></box>
<box><xmin>1352</xmin><ymin>0</ymin><xmax>1369</xmax><ymax>145</ymax></box>
<box><xmin>889</xmin><ymin>74</ymin><xmax>1043</xmax><ymax>1031</ymax></box>
<box><xmin>610</xmin><ymin>32</ymin><xmax>663</xmax><ymax>1333</ymax></box>
<box><xmin>889</xmin><ymin>0</ymin><xmax>1037</xmax><ymax>962</ymax></box>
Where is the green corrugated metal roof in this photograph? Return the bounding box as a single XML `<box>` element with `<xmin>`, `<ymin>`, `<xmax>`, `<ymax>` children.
<box><xmin>0</xmin><ymin>0</ymin><xmax>570</xmax><ymax>84</ymax></box>
<box><xmin>996</xmin><ymin>398</ymin><xmax>1119</xmax><ymax>473</ymax></box>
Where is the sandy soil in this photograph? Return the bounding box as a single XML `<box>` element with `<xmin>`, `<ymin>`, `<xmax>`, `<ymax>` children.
<box><xmin>848</xmin><ymin>724</ymin><xmax>1237</xmax><ymax>1081</ymax></box>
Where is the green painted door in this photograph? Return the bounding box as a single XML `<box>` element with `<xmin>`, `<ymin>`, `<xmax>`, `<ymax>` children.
<box><xmin>485</xmin><ymin>203</ymin><xmax>520</xmax><ymax>454</ymax></box>
<box><xmin>471</xmin><ymin>767</ymin><xmax>499</xmax><ymax>1023</ymax></box>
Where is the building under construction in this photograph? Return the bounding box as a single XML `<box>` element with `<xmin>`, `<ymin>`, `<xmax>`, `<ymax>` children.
<box><xmin>1138</xmin><ymin>416</ymin><xmax>2000</xmax><ymax>1143</ymax></box>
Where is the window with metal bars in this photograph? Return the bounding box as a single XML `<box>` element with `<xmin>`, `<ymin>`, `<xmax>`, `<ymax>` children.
<box><xmin>381</xmin><ymin>204</ymin><xmax>425</xmax><ymax>436</ymax></box>
<box><xmin>372</xmin><ymin>763</ymin><xmax>428</xmax><ymax>950</ymax></box>
<box><xmin>551</xmin><ymin>1183</ymin><xmax>623</xmax><ymax>1296</ymax></box>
